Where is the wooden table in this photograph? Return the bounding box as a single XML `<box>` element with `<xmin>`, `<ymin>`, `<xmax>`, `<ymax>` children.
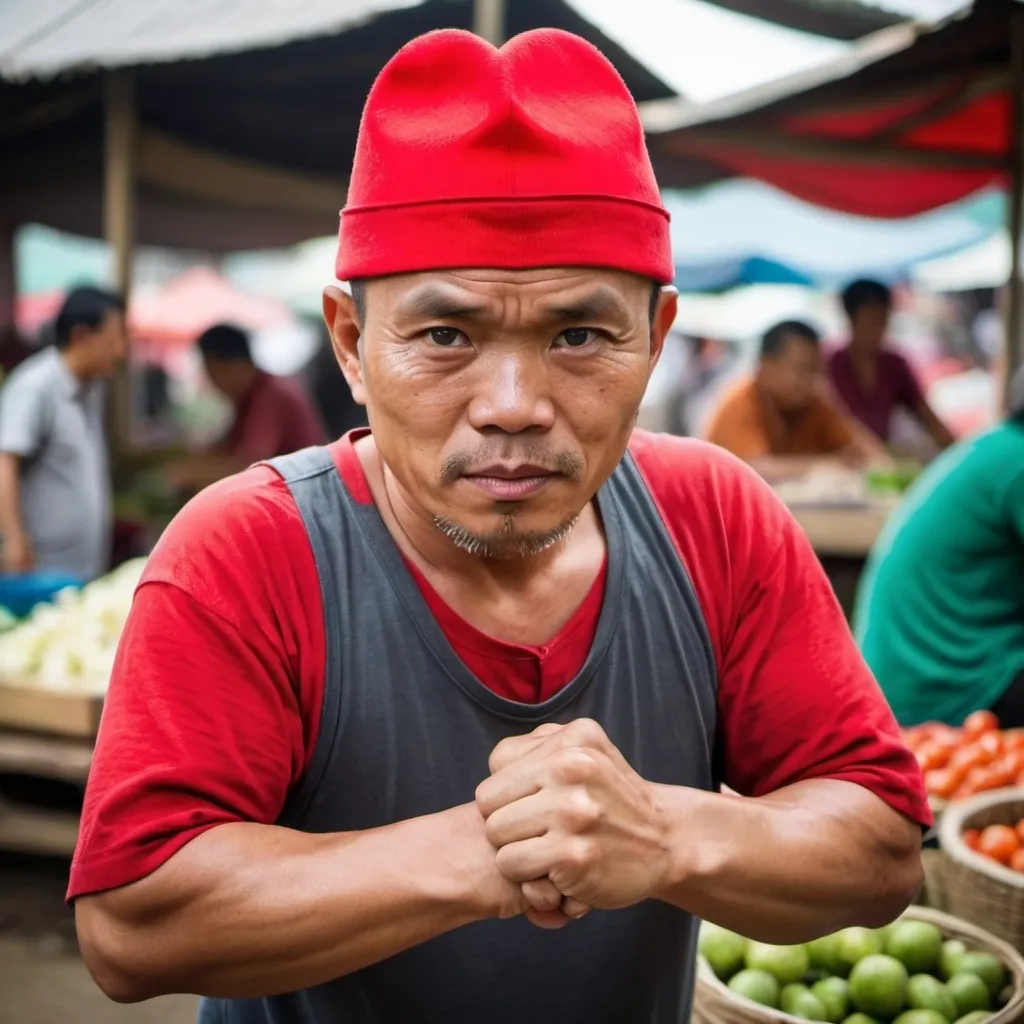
<box><xmin>786</xmin><ymin>501</ymin><xmax>896</xmax><ymax>558</ymax></box>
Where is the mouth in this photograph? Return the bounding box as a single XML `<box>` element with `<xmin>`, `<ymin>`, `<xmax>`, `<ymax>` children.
<box><xmin>460</xmin><ymin>463</ymin><xmax>559</xmax><ymax>500</ymax></box>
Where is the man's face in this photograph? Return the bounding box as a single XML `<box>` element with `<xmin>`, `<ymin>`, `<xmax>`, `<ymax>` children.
<box><xmin>82</xmin><ymin>311</ymin><xmax>128</xmax><ymax>377</ymax></box>
<box><xmin>326</xmin><ymin>268</ymin><xmax>675</xmax><ymax>559</ymax></box>
<box><xmin>201</xmin><ymin>354</ymin><xmax>236</xmax><ymax>399</ymax></box>
<box><xmin>760</xmin><ymin>334</ymin><xmax>823</xmax><ymax>413</ymax></box>
<box><xmin>850</xmin><ymin>300</ymin><xmax>890</xmax><ymax>352</ymax></box>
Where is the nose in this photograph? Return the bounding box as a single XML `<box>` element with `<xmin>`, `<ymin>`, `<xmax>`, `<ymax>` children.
<box><xmin>467</xmin><ymin>352</ymin><xmax>555</xmax><ymax>434</ymax></box>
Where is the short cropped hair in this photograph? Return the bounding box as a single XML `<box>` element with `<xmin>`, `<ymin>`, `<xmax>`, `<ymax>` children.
<box><xmin>197</xmin><ymin>323</ymin><xmax>253</xmax><ymax>362</ymax></box>
<box><xmin>841</xmin><ymin>279</ymin><xmax>892</xmax><ymax>319</ymax></box>
<box><xmin>760</xmin><ymin>319</ymin><xmax>820</xmax><ymax>360</ymax></box>
<box><xmin>54</xmin><ymin>287</ymin><xmax>125</xmax><ymax>350</ymax></box>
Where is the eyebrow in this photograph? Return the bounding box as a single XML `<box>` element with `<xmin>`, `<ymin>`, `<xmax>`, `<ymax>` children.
<box><xmin>393</xmin><ymin>287</ymin><xmax>489</xmax><ymax>321</ymax></box>
<box><xmin>543</xmin><ymin>288</ymin><xmax>633</xmax><ymax>324</ymax></box>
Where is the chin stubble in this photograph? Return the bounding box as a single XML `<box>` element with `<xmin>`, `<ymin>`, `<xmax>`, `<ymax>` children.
<box><xmin>432</xmin><ymin>511</ymin><xmax>580</xmax><ymax>559</ymax></box>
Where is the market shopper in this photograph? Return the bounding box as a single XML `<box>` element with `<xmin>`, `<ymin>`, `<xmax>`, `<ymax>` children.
<box><xmin>165</xmin><ymin>323</ymin><xmax>327</xmax><ymax>492</ymax></box>
<box><xmin>0</xmin><ymin>287</ymin><xmax>126</xmax><ymax>579</ymax></box>
<box><xmin>829</xmin><ymin>279</ymin><xmax>955</xmax><ymax>450</ymax></box>
<box><xmin>704</xmin><ymin>319</ymin><xmax>885</xmax><ymax>479</ymax></box>
<box><xmin>854</xmin><ymin>367</ymin><xmax>1024</xmax><ymax>728</ymax></box>
<box><xmin>72</xmin><ymin>30</ymin><xmax>929</xmax><ymax>1024</ymax></box>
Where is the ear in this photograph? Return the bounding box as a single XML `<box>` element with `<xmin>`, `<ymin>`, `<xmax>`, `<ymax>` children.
<box><xmin>648</xmin><ymin>285</ymin><xmax>678</xmax><ymax>375</ymax></box>
<box><xmin>323</xmin><ymin>285</ymin><xmax>367</xmax><ymax>405</ymax></box>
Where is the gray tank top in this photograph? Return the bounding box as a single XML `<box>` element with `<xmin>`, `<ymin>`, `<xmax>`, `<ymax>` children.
<box><xmin>199</xmin><ymin>444</ymin><xmax>718</xmax><ymax>1024</ymax></box>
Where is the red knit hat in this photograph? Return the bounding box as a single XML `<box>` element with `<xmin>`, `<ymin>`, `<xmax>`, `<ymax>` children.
<box><xmin>336</xmin><ymin>28</ymin><xmax>673</xmax><ymax>284</ymax></box>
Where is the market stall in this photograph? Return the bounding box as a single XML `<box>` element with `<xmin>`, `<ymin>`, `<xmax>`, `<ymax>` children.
<box><xmin>0</xmin><ymin>561</ymin><xmax>144</xmax><ymax>856</ymax></box>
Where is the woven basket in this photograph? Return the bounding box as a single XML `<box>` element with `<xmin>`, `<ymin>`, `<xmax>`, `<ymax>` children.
<box><xmin>939</xmin><ymin>788</ymin><xmax>1024</xmax><ymax>951</ymax></box>
<box><xmin>693</xmin><ymin>905</ymin><xmax>1024</xmax><ymax>1024</ymax></box>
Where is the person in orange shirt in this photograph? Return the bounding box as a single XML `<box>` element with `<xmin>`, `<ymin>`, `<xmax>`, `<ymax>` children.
<box><xmin>704</xmin><ymin>320</ymin><xmax>884</xmax><ymax>481</ymax></box>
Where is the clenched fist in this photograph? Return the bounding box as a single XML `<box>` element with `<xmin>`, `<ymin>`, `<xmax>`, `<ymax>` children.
<box><xmin>476</xmin><ymin>719</ymin><xmax>674</xmax><ymax>914</ymax></box>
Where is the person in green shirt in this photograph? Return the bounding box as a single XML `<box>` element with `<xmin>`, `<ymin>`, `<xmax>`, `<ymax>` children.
<box><xmin>854</xmin><ymin>378</ymin><xmax>1024</xmax><ymax>726</ymax></box>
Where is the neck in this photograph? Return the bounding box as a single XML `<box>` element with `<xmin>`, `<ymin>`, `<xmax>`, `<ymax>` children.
<box><xmin>847</xmin><ymin>338</ymin><xmax>877</xmax><ymax>362</ymax></box>
<box><xmin>356</xmin><ymin>434</ymin><xmax>592</xmax><ymax>592</ymax></box>
<box><xmin>59</xmin><ymin>346</ymin><xmax>91</xmax><ymax>382</ymax></box>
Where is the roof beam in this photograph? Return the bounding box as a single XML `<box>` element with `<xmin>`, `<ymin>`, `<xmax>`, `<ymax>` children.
<box><xmin>699</xmin><ymin>0</ymin><xmax>905</xmax><ymax>40</ymax></box>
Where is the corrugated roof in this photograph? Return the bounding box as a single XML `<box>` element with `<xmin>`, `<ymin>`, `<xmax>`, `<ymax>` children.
<box><xmin>0</xmin><ymin>0</ymin><xmax>423</xmax><ymax>81</ymax></box>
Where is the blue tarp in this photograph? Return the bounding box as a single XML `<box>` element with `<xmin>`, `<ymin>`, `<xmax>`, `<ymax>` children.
<box><xmin>666</xmin><ymin>180</ymin><xmax>1004</xmax><ymax>293</ymax></box>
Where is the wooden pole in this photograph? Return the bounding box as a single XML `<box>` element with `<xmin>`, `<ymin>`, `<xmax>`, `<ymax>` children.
<box><xmin>103</xmin><ymin>69</ymin><xmax>137</xmax><ymax>455</ymax></box>
<box><xmin>1006</xmin><ymin>14</ymin><xmax>1024</xmax><ymax>409</ymax></box>
<box><xmin>473</xmin><ymin>0</ymin><xmax>506</xmax><ymax>45</ymax></box>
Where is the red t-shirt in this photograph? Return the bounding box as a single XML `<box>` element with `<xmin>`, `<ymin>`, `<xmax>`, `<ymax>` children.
<box><xmin>224</xmin><ymin>370</ymin><xmax>328</xmax><ymax>463</ymax></box>
<box><xmin>69</xmin><ymin>430</ymin><xmax>930</xmax><ymax>899</ymax></box>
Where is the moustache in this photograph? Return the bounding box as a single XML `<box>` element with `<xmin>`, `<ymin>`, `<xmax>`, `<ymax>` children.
<box><xmin>440</xmin><ymin>446</ymin><xmax>584</xmax><ymax>486</ymax></box>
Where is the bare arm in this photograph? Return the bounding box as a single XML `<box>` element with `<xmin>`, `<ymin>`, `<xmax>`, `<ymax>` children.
<box><xmin>0</xmin><ymin>452</ymin><xmax>32</xmax><ymax>571</ymax></box>
<box><xmin>913</xmin><ymin>399</ymin><xmax>956</xmax><ymax>451</ymax></box>
<box><xmin>76</xmin><ymin>803</ymin><xmax>567</xmax><ymax>1004</ymax></box>
<box><xmin>653</xmin><ymin>778</ymin><xmax>922</xmax><ymax>941</ymax></box>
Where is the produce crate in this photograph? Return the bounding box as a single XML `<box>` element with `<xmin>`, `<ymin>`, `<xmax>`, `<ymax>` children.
<box><xmin>939</xmin><ymin>788</ymin><xmax>1024</xmax><ymax>951</ymax></box>
<box><xmin>0</xmin><ymin>680</ymin><xmax>103</xmax><ymax>738</ymax></box>
<box><xmin>693</xmin><ymin>906</ymin><xmax>1024</xmax><ymax>1024</ymax></box>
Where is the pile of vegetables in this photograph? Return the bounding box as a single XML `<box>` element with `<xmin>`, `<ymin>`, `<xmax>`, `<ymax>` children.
<box><xmin>700</xmin><ymin>919</ymin><xmax>1010</xmax><ymax>1024</ymax></box>
<box><xmin>0</xmin><ymin>558</ymin><xmax>146</xmax><ymax>695</ymax></box>
<box><xmin>899</xmin><ymin>713</ymin><xmax>1024</xmax><ymax>802</ymax></box>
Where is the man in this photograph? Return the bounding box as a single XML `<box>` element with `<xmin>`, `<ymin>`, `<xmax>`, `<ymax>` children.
<box><xmin>829</xmin><ymin>279</ymin><xmax>955</xmax><ymax>450</ymax></box>
<box><xmin>704</xmin><ymin>319</ymin><xmax>882</xmax><ymax>479</ymax></box>
<box><xmin>166</xmin><ymin>323</ymin><xmax>327</xmax><ymax>491</ymax></box>
<box><xmin>0</xmin><ymin>287</ymin><xmax>126</xmax><ymax>579</ymax></box>
<box><xmin>72</xmin><ymin>30</ymin><xmax>928</xmax><ymax>1024</ymax></box>
<box><xmin>855</xmin><ymin>368</ymin><xmax>1024</xmax><ymax>728</ymax></box>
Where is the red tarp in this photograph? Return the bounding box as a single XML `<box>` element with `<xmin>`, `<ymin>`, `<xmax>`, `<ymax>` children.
<box><xmin>649</xmin><ymin>0</ymin><xmax>1014</xmax><ymax>218</ymax></box>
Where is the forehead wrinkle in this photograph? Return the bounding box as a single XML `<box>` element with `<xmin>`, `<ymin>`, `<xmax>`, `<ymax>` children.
<box><xmin>541</xmin><ymin>285</ymin><xmax>634</xmax><ymax>325</ymax></box>
<box><xmin>391</xmin><ymin>284</ymin><xmax>490</xmax><ymax>322</ymax></box>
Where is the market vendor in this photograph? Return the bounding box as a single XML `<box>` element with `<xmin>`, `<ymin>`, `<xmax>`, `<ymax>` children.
<box><xmin>72</xmin><ymin>29</ymin><xmax>928</xmax><ymax>1024</ymax></box>
<box><xmin>704</xmin><ymin>319</ymin><xmax>886</xmax><ymax>480</ymax></box>
<box><xmin>0</xmin><ymin>287</ymin><xmax>126</xmax><ymax>579</ymax></box>
<box><xmin>828</xmin><ymin>279</ymin><xmax>955</xmax><ymax>451</ymax></box>
<box><xmin>164</xmin><ymin>323</ymin><xmax>327</xmax><ymax>491</ymax></box>
<box><xmin>854</xmin><ymin>367</ymin><xmax>1024</xmax><ymax>728</ymax></box>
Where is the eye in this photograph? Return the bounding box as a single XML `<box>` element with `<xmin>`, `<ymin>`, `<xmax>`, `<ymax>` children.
<box><xmin>557</xmin><ymin>328</ymin><xmax>598</xmax><ymax>348</ymax></box>
<box><xmin>427</xmin><ymin>327</ymin><xmax>467</xmax><ymax>347</ymax></box>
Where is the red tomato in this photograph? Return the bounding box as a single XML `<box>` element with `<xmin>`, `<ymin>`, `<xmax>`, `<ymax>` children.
<box><xmin>916</xmin><ymin>744</ymin><xmax>950</xmax><ymax>772</ymax></box>
<box><xmin>952</xmin><ymin>744</ymin><xmax>989</xmax><ymax>770</ymax></box>
<box><xmin>962</xmin><ymin>828</ymin><xmax>983</xmax><ymax>851</ymax></box>
<box><xmin>1005</xmin><ymin>730</ymin><xmax>1024</xmax><ymax>751</ymax></box>
<box><xmin>964</xmin><ymin>710</ymin><xmax>1000</xmax><ymax>739</ymax></box>
<box><xmin>925</xmin><ymin>768</ymin><xmax>963</xmax><ymax>800</ymax></box>
<box><xmin>1015</xmin><ymin>820</ymin><xmax>1024</xmax><ymax>845</ymax></box>
<box><xmin>1010</xmin><ymin>848</ymin><xmax>1024</xmax><ymax>873</ymax></box>
<box><xmin>978</xmin><ymin>732</ymin><xmax>1006</xmax><ymax>759</ymax></box>
<box><xmin>1003</xmin><ymin>750</ymin><xmax>1024</xmax><ymax>776</ymax></box>
<box><xmin>979</xmin><ymin>824</ymin><xmax>1020</xmax><ymax>865</ymax></box>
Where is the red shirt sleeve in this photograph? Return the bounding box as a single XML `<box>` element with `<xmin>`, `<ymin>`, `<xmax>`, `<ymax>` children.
<box><xmin>629</xmin><ymin>431</ymin><xmax>931</xmax><ymax>827</ymax></box>
<box><xmin>68</xmin><ymin>465</ymin><xmax>326</xmax><ymax>900</ymax></box>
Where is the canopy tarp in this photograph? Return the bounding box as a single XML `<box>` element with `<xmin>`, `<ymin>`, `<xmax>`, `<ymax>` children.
<box><xmin>699</xmin><ymin>0</ymin><xmax>906</xmax><ymax>40</ymax></box>
<box><xmin>644</xmin><ymin>0</ymin><xmax>1016</xmax><ymax>218</ymax></box>
<box><xmin>0</xmin><ymin>0</ymin><xmax>673</xmax><ymax>251</ymax></box>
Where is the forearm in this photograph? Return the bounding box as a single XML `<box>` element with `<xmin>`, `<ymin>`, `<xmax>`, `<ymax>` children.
<box><xmin>77</xmin><ymin>807</ymin><xmax>491</xmax><ymax>1002</ymax></box>
<box><xmin>654</xmin><ymin>779</ymin><xmax>922</xmax><ymax>942</ymax></box>
<box><xmin>0</xmin><ymin>455</ymin><xmax>25</xmax><ymax>537</ymax></box>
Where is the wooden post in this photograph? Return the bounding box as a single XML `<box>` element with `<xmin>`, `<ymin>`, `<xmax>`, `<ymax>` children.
<box><xmin>103</xmin><ymin>69</ymin><xmax>137</xmax><ymax>454</ymax></box>
<box><xmin>473</xmin><ymin>0</ymin><xmax>506</xmax><ymax>45</ymax></box>
<box><xmin>0</xmin><ymin>219</ymin><xmax>16</xmax><ymax>338</ymax></box>
<box><xmin>1005</xmin><ymin>14</ymin><xmax>1024</xmax><ymax>408</ymax></box>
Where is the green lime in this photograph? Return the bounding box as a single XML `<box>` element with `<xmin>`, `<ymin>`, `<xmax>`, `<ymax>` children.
<box><xmin>886</xmin><ymin>922</ymin><xmax>944</xmax><ymax>974</ymax></box>
<box><xmin>809</xmin><ymin>934</ymin><xmax>847</xmax><ymax>976</ymax></box>
<box><xmin>836</xmin><ymin>928</ymin><xmax>885</xmax><ymax>977</ymax></box>
<box><xmin>700</xmin><ymin>923</ymin><xmax>747</xmax><ymax>981</ymax></box>
<box><xmin>945</xmin><ymin>973</ymin><xmax>991</xmax><ymax>1016</ymax></box>
<box><xmin>849</xmin><ymin>954</ymin><xmax>910</xmax><ymax>1019</ymax></box>
<box><xmin>892</xmin><ymin>1011</ymin><xmax>951</xmax><ymax>1024</ymax></box>
<box><xmin>952</xmin><ymin>1012</ymin><xmax>992</xmax><ymax>1024</ymax></box>
<box><xmin>746</xmin><ymin>941</ymin><xmax>811</xmax><ymax>985</ymax></box>
<box><xmin>907</xmin><ymin>974</ymin><xmax>957</xmax><ymax>1021</ymax></box>
<box><xmin>728</xmin><ymin>968</ymin><xmax>780</xmax><ymax>1008</ymax></box>
<box><xmin>813</xmin><ymin>977</ymin><xmax>851</xmax><ymax>1022</ymax></box>
<box><xmin>940</xmin><ymin>941</ymin><xmax>967</xmax><ymax>980</ymax></box>
<box><xmin>782</xmin><ymin>983</ymin><xmax>831</xmax><ymax>1021</ymax></box>
<box><xmin>842</xmin><ymin>1015</ymin><xmax>882</xmax><ymax>1024</ymax></box>
<box><xmin>953</xmin><ymin>953</ymin><xmax>1006</xmax><ymax>998</ymax></box>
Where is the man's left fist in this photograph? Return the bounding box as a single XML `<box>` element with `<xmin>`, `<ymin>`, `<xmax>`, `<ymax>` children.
<box><xmin>476</xmin><ymin>718</ymin><xmax>674</xmax><ymax>912</ymax></box>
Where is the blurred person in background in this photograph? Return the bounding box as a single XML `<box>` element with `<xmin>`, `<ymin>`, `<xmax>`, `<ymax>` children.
<box><xmin>829</xmin><ymin>279</ymin><xmax>955</xmax><ymax>451</ymax></box>
<box><xmin>0</xmin><ymin>286</ymin><xmax>126</xmax><ymax>579</ymax></box>
<box><xmin>704</xmin><ymin>319</ymin><xmax>884</xmax><ymax>480</ymax></box>
<box><xmin>166</xmin><ymin>323</ymin><xmax>326</xmax><ymax>492</ymax></box>
<box><xmin>854</xmin><ymin>366</ymin><xmax>1024</xmax><ymax>728</ymax></box>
